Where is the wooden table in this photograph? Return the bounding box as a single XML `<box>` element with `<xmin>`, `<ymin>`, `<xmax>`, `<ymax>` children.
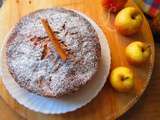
<box><xmin>0</xmin><ymin>0</ymin><xmax>159</xmax><ymax>120</ymax></box>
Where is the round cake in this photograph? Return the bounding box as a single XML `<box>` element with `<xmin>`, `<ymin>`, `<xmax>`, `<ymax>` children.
<box><xmin>6</xmin><ymin>8</ymin><xmax>101</xmax><ymax>97</ymax></box>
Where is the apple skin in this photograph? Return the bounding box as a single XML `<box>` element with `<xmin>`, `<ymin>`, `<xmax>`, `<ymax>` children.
<box><xmin>151</xmin><ymin>13</ymin><xmax>160</xmax><ymax>33</ymax></box>
<box><xmin>114</xmin><ymin>7</ymin><xmax>143</xmax><ymax>36</ymax></box>
<box><xmin>102</xmin><ymin>0</ymin><xmax>127</xmax><ymax>13</ymax></box>
<box><xmin>110</xmin><ymin>67</ymin><xmax>134</xmax><ymax>92</ymax></box>
<box><xmin>125</xmin><ymin>41</ymin><xmax>151</xmax><ymax>64</ymax></box>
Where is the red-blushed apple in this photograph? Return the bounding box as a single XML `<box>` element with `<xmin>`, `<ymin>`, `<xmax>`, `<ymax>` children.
<box><xmin>151</xmin><ymin>13</ymin><xmax>160</xmax><ymax>34</ymax></box>
<box><xmin>110</xmin><ymin>66</ymin><xmax>134</xmax><ymax>92</ymax></box>
<box><xmin>125</xmin><ymin>41</ymin><xmax>151</xmax><ymax>64</ymax></box>
<box><xmin>102</xmin><ymin>0</ymin><xmax>127</xmax><ymax>13</ymax></box>
<box><xmin>114</xmin><ymin>7</ymin><xmax>143</xmax><ymax>36</ymax></box>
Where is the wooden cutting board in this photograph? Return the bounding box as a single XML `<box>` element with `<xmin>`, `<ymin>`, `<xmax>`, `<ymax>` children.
<box><xmin>0</xmin><ymin>0</ymin><xmax>155</xmax><ymax>120</ymax></box>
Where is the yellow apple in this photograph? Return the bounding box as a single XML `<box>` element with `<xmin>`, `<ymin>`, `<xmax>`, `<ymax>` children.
<box><xmin>125</xmin><ymin>41</ymin><xmax>151</xmax><ymax>64</ymax></box>
<box><xmin>114</xmin><ymin>7</ymin><xmax>143</xmax><ymax>36</ymax></box>
<box><xmin>110</xmin><ymin>67</ymin><xmax>134</xmax><ymax>92</ymax></box>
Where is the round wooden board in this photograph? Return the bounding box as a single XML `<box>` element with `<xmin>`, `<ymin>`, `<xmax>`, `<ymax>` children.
<box><xmin>0</xmin><ymin>0</ymin><xmax>155</xmax><ymax>120</ymax></box>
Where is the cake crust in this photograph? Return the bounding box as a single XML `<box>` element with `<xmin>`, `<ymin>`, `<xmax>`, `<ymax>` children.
<box><xmin>6</xmin><ymin>8</ymin><xmax>101</xmax><ymax>97</ymax></box>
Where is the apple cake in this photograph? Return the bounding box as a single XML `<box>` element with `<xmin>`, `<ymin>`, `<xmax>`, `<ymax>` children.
<box><xmin>6</xmin><ymin>8</ymin><xmax>101</xmax><ymax>97</ymax></box>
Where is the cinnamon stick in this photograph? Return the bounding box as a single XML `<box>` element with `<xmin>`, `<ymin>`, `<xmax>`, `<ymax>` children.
<box><xmin>41</xmin><ymin>18</ymin><xmax>67</xmax><ymax>61</ymax></box>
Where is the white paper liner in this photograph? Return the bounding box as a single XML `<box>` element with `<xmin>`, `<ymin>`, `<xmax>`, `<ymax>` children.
<box><xmin>0</xmin><ymin>9</ymin><xmax>111</xmax><ymax>114</ymax></box>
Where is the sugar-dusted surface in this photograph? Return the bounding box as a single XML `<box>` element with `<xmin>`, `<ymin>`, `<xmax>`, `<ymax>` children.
<box><xmin>6</xmin><ymin>8</ymin><xmax>101</xmax><ymax>97</ymax></box>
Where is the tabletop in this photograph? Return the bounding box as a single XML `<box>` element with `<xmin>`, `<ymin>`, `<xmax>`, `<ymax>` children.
<box><xmin>0</xmin><ymin>0</ymin><xmax>159</xmax><ymax>120</ymax></box>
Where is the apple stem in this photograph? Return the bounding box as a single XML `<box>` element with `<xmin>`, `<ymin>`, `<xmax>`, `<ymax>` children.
<box><xmin>121</xmin><ymin>76</ymin><xmax>129</xmax><ymax>81</ymax></box>
<box><xmin>131</xmin><ymin>13</ymin><xmax>138</xmax><ymax>20</ymax></box>
<box><xmin>142</xmin><ymin>45</ymin><xmax>151</xmax><ymax>52</ymax></box>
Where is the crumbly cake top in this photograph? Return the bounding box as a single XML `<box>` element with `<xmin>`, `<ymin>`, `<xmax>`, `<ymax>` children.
<box><xmin>6</xmin><ymin>8</ymin><xmax>101</xmax><ymax>97</ymax></box>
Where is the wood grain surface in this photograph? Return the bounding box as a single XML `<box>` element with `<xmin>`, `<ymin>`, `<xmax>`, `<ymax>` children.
<box><xmin>0</xmin><ymin>0</ymin><xmax>155</xmax><ymax>120</ymax></box>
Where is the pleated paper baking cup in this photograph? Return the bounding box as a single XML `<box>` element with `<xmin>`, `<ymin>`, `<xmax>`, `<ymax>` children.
<box><xmin>1</xmin><ymin>9</ymin><xmax>111</xmax><ymax>114</ymax></box>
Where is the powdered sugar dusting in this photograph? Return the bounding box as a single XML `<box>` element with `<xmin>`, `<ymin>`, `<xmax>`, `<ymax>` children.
<box><xmin>6</xmin><ymin>8</ymin><xmax>101</xmax><ymax>97</ymax></box>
